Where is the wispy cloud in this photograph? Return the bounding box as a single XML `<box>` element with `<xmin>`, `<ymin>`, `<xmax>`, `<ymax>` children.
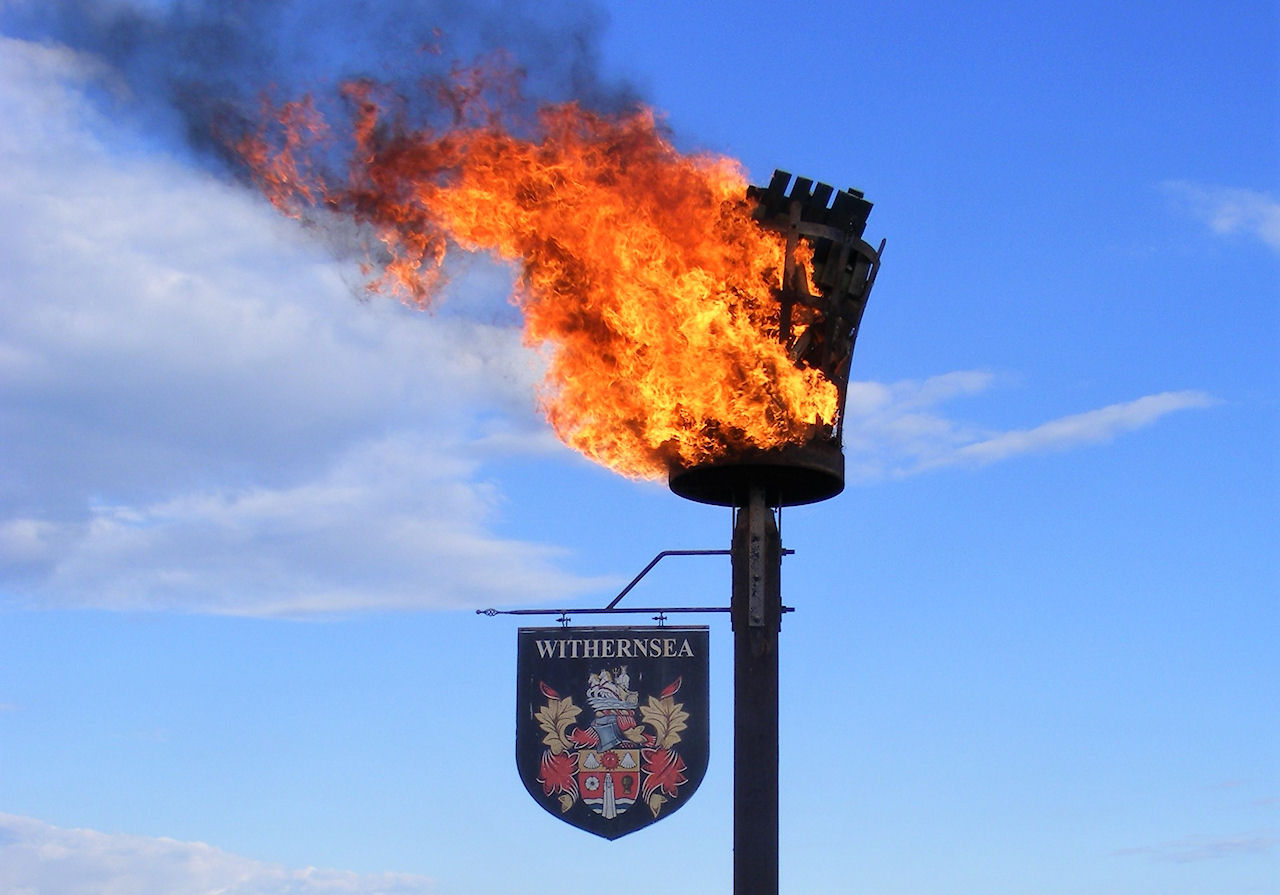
<box><xmin>8</xmin><ymin>434</ymin><xmax>610</xmax><ymax>616</ymax></box>
<box><xmin>0</xmin><ymin>813</ymin><xmax>435</xmax><ymax>895</ymax></box>
<box><xmin>1161</xmin><ymin>180</ymin><xmax>1280</xmax><ymax>252</ymax></box>
<box><xmin>938</xmin><ymin>390</ymin><xmax>1219</xmax><ymax>467</ymax></box>
<box><xmin>842</xmin><ymin>374</ymin><xmax>1216</xmax><ymax>480</ymax></box>
<box><xmin>1112</xmin><ymin>831</ymin><xmax>1280</xmax><ymax>863</ymax></box>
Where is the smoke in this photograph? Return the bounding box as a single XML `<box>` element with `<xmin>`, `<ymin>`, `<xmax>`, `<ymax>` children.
<box><xmin>0</xmin><ymin>0</ymin><xmax>635</xmax><ymax>167</ymax></box>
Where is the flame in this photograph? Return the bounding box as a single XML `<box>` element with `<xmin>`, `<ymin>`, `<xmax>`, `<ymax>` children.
<box><xmin>237</xmin><ymin>60</ymin><xmax>837</xmax><ymax>479</ymax></box>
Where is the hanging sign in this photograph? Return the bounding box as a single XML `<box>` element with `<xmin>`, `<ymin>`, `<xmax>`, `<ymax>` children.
<box><xmin>516</xmin><ymin>626</ymin><xmax>710</xmax><ymax>839</ymax></box>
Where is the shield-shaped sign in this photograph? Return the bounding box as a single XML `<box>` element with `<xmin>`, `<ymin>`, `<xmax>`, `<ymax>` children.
<box><xmin>516</xmin><ymin>626</ymin><xmax>709</xmax><ymax>839</ymax></box>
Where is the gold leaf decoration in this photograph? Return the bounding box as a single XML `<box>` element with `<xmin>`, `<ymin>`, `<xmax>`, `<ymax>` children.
<box><xmin>648</xmin><ymin>792</ymin><xmax>667</xmax><ymax>818</ymax></box>
<box><xmin>558</xmin><ymin>793</ymin><xmax>575</xmax><ymax>813</ymax></box>
<box><xmin>535</xmin><ymin>695</ymin><xmax>581</xmax><ymax>754</ymax></box>
<box><xmin>640</xmin><ymin>695</ymin><xmax>689</xmax><ymax>749</ymax></box>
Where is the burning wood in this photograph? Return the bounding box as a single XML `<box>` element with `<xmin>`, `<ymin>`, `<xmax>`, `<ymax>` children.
<box><xmin>235</xmin><ymin>61</ymin><xmax>880</xmax><ymax>495</ymax></box>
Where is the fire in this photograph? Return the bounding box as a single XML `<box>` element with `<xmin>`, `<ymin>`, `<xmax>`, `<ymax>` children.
<box><xmin>237</xmin><ymin>60</ymin><xmax>837</xmax><ymax>479</ymax></box>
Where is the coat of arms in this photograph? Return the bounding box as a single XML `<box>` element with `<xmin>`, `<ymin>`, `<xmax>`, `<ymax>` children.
<box><xmin>516</xmin><ymin>626</ymin><xmax>709</xmax><ymax>839</ymax></box>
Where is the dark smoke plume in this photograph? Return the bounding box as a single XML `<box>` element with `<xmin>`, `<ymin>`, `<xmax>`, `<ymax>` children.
<box><xmin>1</xmin><ymin>0</ymin><xmax>636</xmax><ymax>168</ymax></box>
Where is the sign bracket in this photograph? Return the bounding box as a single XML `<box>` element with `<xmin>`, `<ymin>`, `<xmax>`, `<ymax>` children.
<box><xmin>476</xmin><ymin>547</ymin><xmax>795</xmax><ymax>621</ymax></box>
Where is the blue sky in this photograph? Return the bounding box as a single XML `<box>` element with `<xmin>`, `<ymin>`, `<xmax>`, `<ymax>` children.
<box><xmin>0</xmin><ymin>1</ymin><xmax>1276</xmax><ymax>893</ymax></box>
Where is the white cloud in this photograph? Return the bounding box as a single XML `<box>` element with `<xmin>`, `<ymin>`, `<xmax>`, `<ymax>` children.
<box><xmin>938</xmin><ymin>390</ymin><xmax>1219</xmax><ymax>467</ymax></box>
<box><xmin>0</xmin><ymin>37</ymin><xmax>602</xmax><ymax>616</ymax></box>
<box><xmin>1112</xmin><ymin>830</ymin><xmax>1280</xmax><ymax>863</ymax></box>
<box><xmin>842</xmin><ymin>375</ymin><xmax>1217</xmax><ymax>480</ymax></box>
<box><xmin>0</xmin><ymin>813</ymin><xmax>435</xmax><ymax>895</ymax></box>
<box><xmin>1161</xmin><ymin>180</ymin><xmax>1280</xmax><ymax>252</ymax></box>
<box><xmin>14</xmin><ymin>433</ymin><xmax>608</xmax><ymax>616</ymax></box>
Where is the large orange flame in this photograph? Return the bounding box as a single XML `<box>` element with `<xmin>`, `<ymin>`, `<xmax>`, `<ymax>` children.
<box><xmin>237</xmin><ymin>61</ymin><xmax>836</xmax><ymax>479</ymax></box>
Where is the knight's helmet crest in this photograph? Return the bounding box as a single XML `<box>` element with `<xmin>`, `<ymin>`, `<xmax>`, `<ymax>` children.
<box><xmin>587</xmin><ymin>667</ymin><xmax>639</xmax><ymax>710</ymax></box>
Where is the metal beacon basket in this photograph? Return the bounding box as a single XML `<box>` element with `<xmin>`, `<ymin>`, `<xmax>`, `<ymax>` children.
<box><xmin>667</xmin><ymin>170</ymin><xmax>884</xmax><ymax>508</ymax></box>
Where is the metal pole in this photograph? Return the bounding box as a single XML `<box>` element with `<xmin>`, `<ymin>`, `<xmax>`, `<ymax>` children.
<box><xmin>731</xmin><ymin>484</ymin><xmax>780</xmax><ymax>895</ymax></box>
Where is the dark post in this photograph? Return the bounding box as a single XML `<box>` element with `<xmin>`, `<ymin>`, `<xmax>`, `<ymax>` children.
<box><xmin>731</xmin><ymin>484</ymin><xmax>781</xmax><ymax>895</ymax></box>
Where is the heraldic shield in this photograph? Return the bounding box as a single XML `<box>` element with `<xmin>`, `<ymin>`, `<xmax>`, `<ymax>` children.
<box><xmin>516</xmin><ymin>626</ymin><xmax>709</xmax><ymax>840</ymax></box>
